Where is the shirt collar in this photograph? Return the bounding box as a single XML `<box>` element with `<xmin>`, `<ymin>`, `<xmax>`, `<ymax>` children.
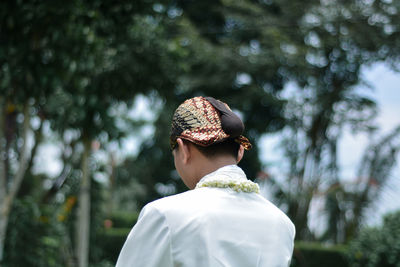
<box><xmin>197</xmin><ymin>164</ymin><xmax>247</xmax><ymax>186</ymax></box>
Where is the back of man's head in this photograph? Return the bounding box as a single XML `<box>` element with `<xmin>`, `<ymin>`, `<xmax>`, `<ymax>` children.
<box><xmin>170</xmin><ymin>96</ymin><xmax>251</xmax><ymax>156</ymax></box>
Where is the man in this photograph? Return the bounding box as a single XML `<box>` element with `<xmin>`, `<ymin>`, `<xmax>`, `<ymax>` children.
<box><xmin>116</xmin><ymin>96</ymin><xmax>295</xmax><ymax>267</ymax></box>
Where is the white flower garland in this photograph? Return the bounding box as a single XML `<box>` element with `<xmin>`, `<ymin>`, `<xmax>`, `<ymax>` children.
<box><xmin>195</xmin><ymin>178</ymin><xmax>260</xmax><ymax>193</ymax></box>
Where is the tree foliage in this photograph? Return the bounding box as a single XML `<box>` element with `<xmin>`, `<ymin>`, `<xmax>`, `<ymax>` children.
<box><xmin>1</xmin><ymin>0</ymin><xmax>181</xmax><ymax>265</ymax></box>
<box><xmin>0</xmin><ymin>0</ymin><xmax>399</xmax><ymax>265</ymax></box>
<box><xmin>348</xmin><ymin>210</ymin><xmax>400</xmax><ymax>267</ymax></box>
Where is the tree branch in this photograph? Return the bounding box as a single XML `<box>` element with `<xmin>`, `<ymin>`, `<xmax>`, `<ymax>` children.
<box><xmin>0</xmin><ymin>98</ymin><xmax>6</xmax><ymax>198</ymax></box>
<box><xmin>7</xmin><ymin>102</ymin><xmax>31</xmax><ymax>204</ymax></box>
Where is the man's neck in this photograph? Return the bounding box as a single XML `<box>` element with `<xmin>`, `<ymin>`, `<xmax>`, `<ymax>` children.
<box><xmin>193</xmin><ymin>157</ymin><xmax>237</xmax><ymax>186</ymax></box>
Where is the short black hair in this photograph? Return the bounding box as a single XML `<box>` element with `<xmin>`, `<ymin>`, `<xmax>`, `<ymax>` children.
<box><xmin>192</xmin><ymin>138</ymin><xmax>240</xmax><ymax>159</ymax></box>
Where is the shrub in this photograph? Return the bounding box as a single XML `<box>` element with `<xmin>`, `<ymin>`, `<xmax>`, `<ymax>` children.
<box><xmin>291</xmin><ymin>242</ymin><xmax>349</xmax><ymax>267</ymax></box>
<box><xmin>348</xmin><ymin>210</ymin><xmax>400</xmax><ymax>267</ymax></box>
<box><xmin>93</xmin><ymin>210</ymin><xmax>138</xmax><ymax>264</ymax></box>
<box><xmin>4</xmin><ymin>198</ymin><xmax>65</xmax><ymax>267</ymax></box>
<box><xmin>106</xmin><ymin>211</ymin><xmax>139</xmax><ymax>228</ymax></box>
<box><xmin>96</xmin><ymin>228</ymin><xmax>132</xmax><ymax>263</ymax></box>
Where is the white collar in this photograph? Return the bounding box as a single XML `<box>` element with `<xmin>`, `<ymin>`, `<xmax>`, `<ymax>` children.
<box><xmin>195</xmin><ymin>165</ymin><xmax>259</xmax><ymax>193</ymax></box>
<box><xmin>198</xmin><ymin>164</ymin><xmax>247</xmax><ymax>183</ymax></box>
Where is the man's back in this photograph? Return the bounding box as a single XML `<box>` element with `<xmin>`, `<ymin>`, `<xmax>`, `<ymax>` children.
<box><xmin>155</xmin><ymin>187</ymin><xmax>295</xmax><ymax>267</ymax></box>
<box><xmin>116</xmin><ymin>165</ymin><xmax>295</xmax><ymax>267</ymax></box>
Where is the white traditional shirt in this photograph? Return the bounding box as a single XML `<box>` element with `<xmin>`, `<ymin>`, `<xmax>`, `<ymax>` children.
<box><xmin>116</xmin><ymin>165</ymin><xmax>295</xmax><ymax>267</ymax></box>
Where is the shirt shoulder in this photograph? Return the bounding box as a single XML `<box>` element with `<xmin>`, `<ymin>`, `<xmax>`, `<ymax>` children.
<box><xmin>144</xmin><ymin>189</ymin><xmax>204</xmax><ymax>213</ymax></box>
<box><xmin>148</xmin><ymin>188</ymin><xmax>293</xmax><ymax>230</ymax></box>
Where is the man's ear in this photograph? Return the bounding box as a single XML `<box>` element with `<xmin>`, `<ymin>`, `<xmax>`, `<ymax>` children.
<box><xmin>237</xmin><ymin>145</ymin><xmax>244</xmax><ymax>163</ymax></box>
<box><xmin>177</xmin><ymin>138</ymin><xmax>191</xmax><ymax>164</ymax></box>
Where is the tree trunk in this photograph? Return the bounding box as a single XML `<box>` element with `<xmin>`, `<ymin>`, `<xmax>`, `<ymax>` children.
<box><xmin>76</xmin><ymin>139</ymin><xmax>91</xmax><ymax>267</ymax></box>
<box><xmin>0</xmin><ymin>201</ymin><xmax>10</xmax><ymax>264</ymax></box>
<box><xmin>8</xmin><ymin>104</ymin><xmax>31</xmax><ymax>201</ymax></box>
<box><xmin>107</xmin><ymin>152</ymin><xmax>116</xmax><ymax>217</ymax></box>
<box><xmin>0</xmin><ymin>101</ymin><xmax>31</xmax><ymax>263</ymax></box>
<box><xmin>0</xmin><ymin>98</ymin><xmax>5</xmax><ymax>263</ymax></box>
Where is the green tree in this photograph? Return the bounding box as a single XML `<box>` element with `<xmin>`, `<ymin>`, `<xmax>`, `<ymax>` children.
<box><xmin>265</xmin><ymin>0</ymin><xmax>400</xmax><ymax>241</ymax></box>
<box><xmin>1</xmin><ymin>0</ymin><xmax>182</xmax><ymax>265</ymax></box>
<box><xmin>118</xmin><ymin>0</ymin><xmax>400</xmax><ymax>229</ymax></box>
<box><xmin>1</xmin><ymin>1</ymin><xmax>399</xmax><ymax>264</ymax></box>
<box><xmin>348</xmin><ymin>210</ymin><xmax>400</xmax><ymax>267</ymax></box>
<box><xmin>322</xmin><ymin>126</ymin><xmax>400</xmax><ymax>243</ymax></box>
<box><xmin>3</xmin><ymin>197</ymin><xmax>65</xmax><ymax>267</ymax></box>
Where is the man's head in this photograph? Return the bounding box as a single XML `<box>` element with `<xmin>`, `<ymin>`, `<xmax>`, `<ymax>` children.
<box><xmin>170</xmin><ymin>96</ymin><xmax>251</xmax><ymax>189</ymax></box>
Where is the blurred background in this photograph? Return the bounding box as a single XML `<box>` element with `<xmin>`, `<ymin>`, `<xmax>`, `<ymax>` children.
<box><xmin>1</xmin><ymin>0</ymin><xmax>399</xmax><ymax>266</ymax></box>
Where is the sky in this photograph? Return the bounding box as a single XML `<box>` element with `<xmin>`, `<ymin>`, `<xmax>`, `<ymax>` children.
<box><xmin>259</xmin><ymin>62</ymin><xmax>400</xmax><ymax>226</ymax></box>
